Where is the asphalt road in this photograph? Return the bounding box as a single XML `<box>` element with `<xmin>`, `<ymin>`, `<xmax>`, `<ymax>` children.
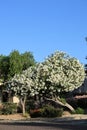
<box><xmin>0</xmin><ymin>122</ymin><xmax>87</xmax><ymax>130</ymax></box>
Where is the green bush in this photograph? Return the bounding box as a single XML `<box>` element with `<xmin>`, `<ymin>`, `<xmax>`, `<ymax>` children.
<box><xmin>72</xmin><ymin>107</ymin><xmax>84</xmax><ymax>114</ymax></box>
<box><xmin>41</xmin><ymin>105</ymin><xmax>63</xmax><ymax>117</ymax></box>
<box><xmin>30</xmin><ymin>105</ymin><xmax>63</xmax><ymax>118</ymax></box>
<box><xmin>0</xmin><ymin>105</ymin><xmax>3</xmax><ymax>115</ymax></box>
<box><xmin>1</xmin><ymin>103</ymin><xmax>17</xmax><ymax>115</ymax></box>
<box><xmin>26</xmin><ymin>100</ymin><xmax>35</xmax><ymax>112</ymax></box>
<box><xmin>23</xmin><ymin>112</ymin><xmax>30</xmax><ymax>118</ymax></box>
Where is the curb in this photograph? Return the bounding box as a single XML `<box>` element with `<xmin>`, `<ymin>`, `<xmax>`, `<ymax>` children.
<box><xmin>0</xmin><ymin>118</ymin><xmax>87</xmax><ymax>125</ymax></box>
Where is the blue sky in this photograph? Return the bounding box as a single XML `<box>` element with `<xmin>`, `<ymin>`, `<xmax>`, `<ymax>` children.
<box><xmin>0</xmin><ymin>0</ymin><xmax>87</xmax><ymax>64</ymax></box>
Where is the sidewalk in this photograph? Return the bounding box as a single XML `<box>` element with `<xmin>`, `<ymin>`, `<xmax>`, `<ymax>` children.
<box><xmin>0</xmin><ymin>114</ymin><xmax>87</xmax><ymax>124</ymax></box>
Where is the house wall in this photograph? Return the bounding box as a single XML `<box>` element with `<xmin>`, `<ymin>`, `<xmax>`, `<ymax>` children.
<box><xmin>72</xmin><ymin>78</ymin><xmax>87</xmax><ymax>95</ymax></box>
<box><xmin>12</xmin><ymin>96</ymin><xmax>20</xmax><ymax>104</ymax></box>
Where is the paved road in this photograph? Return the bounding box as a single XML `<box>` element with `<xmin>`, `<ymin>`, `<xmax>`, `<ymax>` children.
<box><xmin>0</xmin><ymin>122</ymin><xmax>87</xmax><ymax>130</ymax></box>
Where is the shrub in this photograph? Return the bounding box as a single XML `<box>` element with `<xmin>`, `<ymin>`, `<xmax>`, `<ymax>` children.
<box><xmin>30</xmin><ymin>109</ymin><xmax>42</xmax><ymax>118</ymax></box>
<box><xmin>23</xmin><ymin>112</ymin><xmax>30</xmax><ymax>118</ymax></box>
<box><xmin>26</xmin><ymin>100</ymin><xmax>35</xmax><ymax>112</ymax></box>
<box><xmin>41</xmin><ymin>105</ymin><xmax>63</xmax><ymax>117</ymax></box>
<box><xmin>30</xmin><ymin>105</ymin><xmax>63</xmax><ymax>118</ymax></box>
<box><xmin>0</xmin><ymin>105</ymin><xmax>3</xmax><ymax>115</ymax></box>
<box><xmin>72</xmin><ymin>107</ymin><xmax>84</xmax><ymax>114</ymax></box>
<box><xmin>1</xmin><ymin>103</ymin><xmax>17</xmax><ymax>115</ymax></box>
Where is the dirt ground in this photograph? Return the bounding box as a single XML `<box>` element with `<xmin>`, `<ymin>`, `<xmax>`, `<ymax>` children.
<box><xmin>0</xmin><ymin>113</ymin><xmax>87</xmax><ymax>120</ymax></box>
<box><xmin>0</xmin><ymin>114</ymin><xmax>27</xmax><ymax>120</ymax></box>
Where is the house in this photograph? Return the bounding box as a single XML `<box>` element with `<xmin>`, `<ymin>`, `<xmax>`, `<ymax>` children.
<box><xmin>0</xmin><ymin>82</ymin><xmax>19</xmax><ymax>104</ymax></box>
<box><xmin>72</xmin><ymin>78</ymin><xmax>87</xmax><ymax>95</ymax></box>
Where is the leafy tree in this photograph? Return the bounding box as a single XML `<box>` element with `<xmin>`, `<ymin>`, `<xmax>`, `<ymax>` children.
<box><xmin>21</xmin><ymin>51</ymin><xmax>36</xmax><ymax>70</ymax></box>
<box><xmin>0</xmin><ymin>55</ymin><xmax>10</xmax><ymax>81</ymax></box>
<box><xmin>9</xmin><ymin>50</ymin><xmax>23</xmax><ymax>78</ymax></box>
<box><xmin>0</xmin><ymin>50</ymin><xmax>36</xmax><ymax>82</ymax></box>
<box><xmin>8</xmin><ymin>50</ymin><xmax>36</xmax><ymax>78</ymax></box>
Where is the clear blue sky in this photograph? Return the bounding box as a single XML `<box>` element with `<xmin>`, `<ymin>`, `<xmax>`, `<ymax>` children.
<box><xmin>0</xmin><ymin>0</ymin><xmax>87</xmax><ymax>64</ymax></box>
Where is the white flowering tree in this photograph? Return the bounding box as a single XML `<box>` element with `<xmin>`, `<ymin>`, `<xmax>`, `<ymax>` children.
<box><xmin>7</xmin><ymin>51</ymin><xmax>85</xmax><ymax>113</ymax></box>
<box><xmin>33</xmin><ymin>51</ymin><xmax>85</xmax><ymax>98</ymax></box>
<box><xmin>32</xmin><ymin>51</ymin><xmax>85</xmax><ymax>111</ymax></box>
<box><xmin>43</xmin><ymin>51</ymin><xmax>85</xmax><ymax>93</ymax></box>
<box><xmin>7</xmin><ymin>66</ymin><xmax>38</xmax><ymax>115</ymax></box>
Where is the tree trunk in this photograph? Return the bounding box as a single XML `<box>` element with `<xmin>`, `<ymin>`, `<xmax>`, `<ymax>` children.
<box><xmin>20</xmin><ymin>96</ymin><xmax>26</xmax><ymax>115</ymax></box>
<box><xmin>45</xmin><ymin>97</ymin><xmax>75</xmax><ymax>112</ymax></box>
